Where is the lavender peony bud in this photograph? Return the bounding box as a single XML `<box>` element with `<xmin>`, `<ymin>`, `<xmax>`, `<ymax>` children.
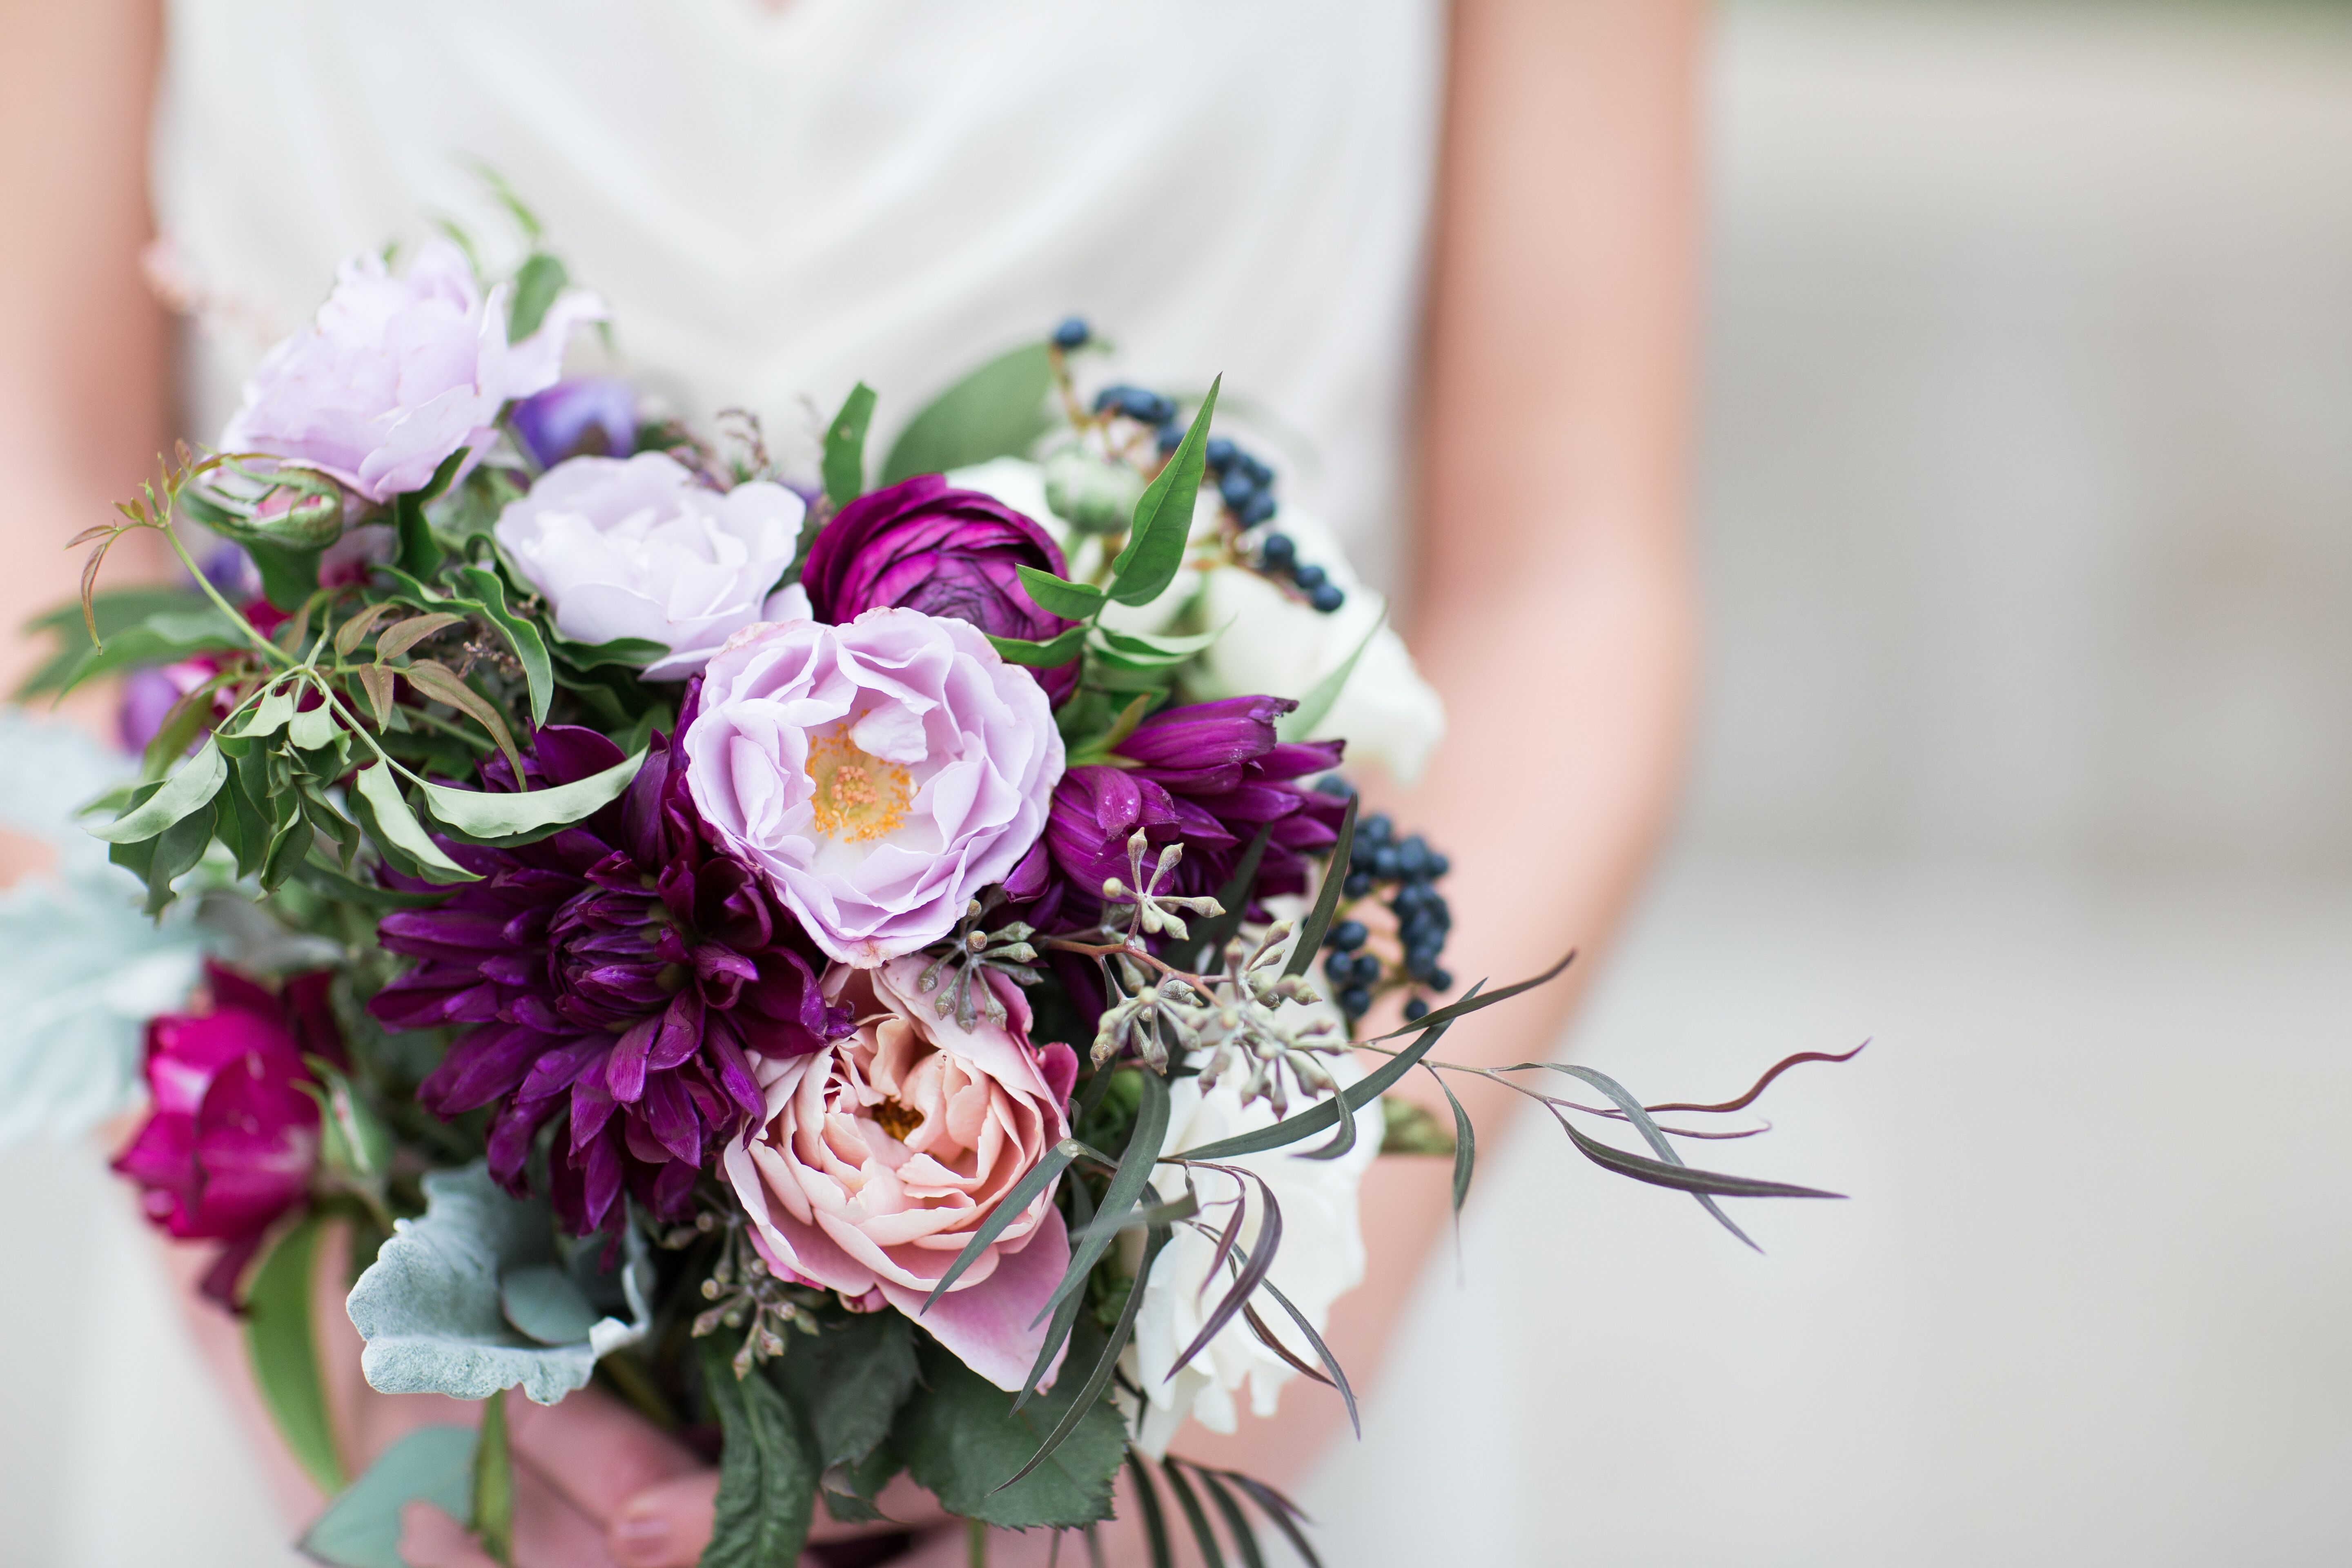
<box><xmin>219</xmin><ymin>237</ymin><xmax>604</xmax><ymax>503</ymax></box>
<box><xmin>494</xmin><ymin>452</ymin><xmax>807</xmax><ymax>678</ymax></box>
<box><xmin>801</xmin><ymin>475</ymin><xmax>1079</xmax><ymax>704</ymax></box>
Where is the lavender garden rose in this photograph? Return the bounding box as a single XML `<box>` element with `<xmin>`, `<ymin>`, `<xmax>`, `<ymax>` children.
<box><xmin>495</xmin><ymin>453</ymin><xmax>808</xmax><ymax>678</ymax></box>
<box><xmin>220</xmin><ymin>237</ymin><xmax>604</xmax><ymax>503</ymax></box>
<box><xmin>684</xmin><ymin>608</ymin><xmax>1064</xmax><ymax>964</ymax></box>
<box><xmin>802</xmin><ymin>475</ymin><xmax>1079</xmax><ymax>704</ymax></box>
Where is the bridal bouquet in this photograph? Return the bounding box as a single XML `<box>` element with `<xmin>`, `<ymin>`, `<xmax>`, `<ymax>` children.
<box><xmin>12</xmin><ymin>225</ymin><xmax>1842</xmax><ymax>1566</ymax></box>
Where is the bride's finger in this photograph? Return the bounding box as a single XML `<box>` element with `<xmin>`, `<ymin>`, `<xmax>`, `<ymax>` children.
<box><xmin>607</xmin><ymin>1470</ymin><xmax>717</xmax><ymax>1568</ymax></box>
<box><xmin>505</xmin><ymin>1382</ymin><xmax>704</xmax><ymax>1523</ymax></box>
<box><xmin>510</xmin><ymin>1454</ymin><xmax>627</xmax><ymax>1568</ymax></box>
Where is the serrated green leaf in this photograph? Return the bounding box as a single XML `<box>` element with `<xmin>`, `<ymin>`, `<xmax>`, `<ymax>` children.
<box><xmin>1015</xmin><ymin>565</ymin><xmax>1106</xmax><ymax>621</ymax></box>
<box><xmin>298</xmin><ymin>1425</ymin><xmax>476</xmax><ymax>1568</ymax></box>
<box><xmin>808</xmin><ymin>1312</ymin><xmax>919</xmax><ymax>1468</ymax></box>
<box><xmin>244</xmin><ymin>1215</ymin><xmax>347</xmax><ymax>1496</ymax></box>
<box><xmin>1108</xmin><ymin>377</ymin><xmax>1218</xmax><ymax>608</ymax></box>
<box><xmin>881</xmin><ymin>342</ymin><xmax>1055</xmax><ymax>485</ymax></box>
<box><xmin>893</xmin><ymin>1330</ymin><xmax>1125</xmax><ymax>1529</ymax></box>
<box><xmin>87</xmin><ymin>733</ymin><xmax>224</xmax><ymax>843</ymax></box>
<box><xmin>419</xmin><ymin>746</ymin><xmax>644</xmax><ymax>845</ymax></box>
<box><xmin>699</xmin><ymin>1336</ymin><xmax>817</xmax><ymax>1568</ymax></box>
<box><xmin>823</xmin><ymin>382</ymin><xmax>878</xmax><ymax>509</ymax></box>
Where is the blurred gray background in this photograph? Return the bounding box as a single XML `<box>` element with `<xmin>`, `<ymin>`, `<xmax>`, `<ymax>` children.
<box><xmin>4</xmin><ymin>2</ymin><xmax>2350</xmax><ymax>1562</ymax></box>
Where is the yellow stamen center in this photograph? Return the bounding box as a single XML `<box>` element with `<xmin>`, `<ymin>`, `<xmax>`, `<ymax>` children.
<box><xmin>806</xmin><ymin>729</ymin><xmax>913</xmax><ymax>843</ymax></box>
<box><xmin>872</xmin><ymin>1099</ymin><xmax>925</xmax><ymax>1141</ymax></box>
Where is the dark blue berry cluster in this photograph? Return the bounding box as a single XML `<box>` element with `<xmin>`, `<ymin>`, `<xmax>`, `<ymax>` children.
<box><xmin>1051</xmin><ymin>316</ymin><xmax>1091</xmax><ymax>351</ymax></box>
<box><xmin>1091</xmin><ymin>383</ymin><xmax>1178</xmax><ymax>428</ymax></box>
<box><xmin>1254</xmin><ymin>528</ymin><xmax>1343</xmax><ymax>615</ymax></box>
<box><xmin>1322</xmin><ymin>810</ymin><xmax>1454</xmax><ymax>1021</ymax></box>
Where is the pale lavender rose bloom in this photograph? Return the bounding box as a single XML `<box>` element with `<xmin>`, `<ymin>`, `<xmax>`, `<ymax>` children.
<box><xmin>219</xmin><ymin>237</ymin><xmax>605</xmax><ymax>503</ymax></box>
<box><xmin>683</xmin><ymin>608</ymin><xmax>1064</xmax><ymax>965</ymax></box>
<box><xmin>494</xmin><ymin>453</ymin><xmax>808</xmax><ymax>679</ymax></box>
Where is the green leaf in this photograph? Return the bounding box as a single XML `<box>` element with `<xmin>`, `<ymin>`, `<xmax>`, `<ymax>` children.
<box><xmin>924</xmin><ymin>1141</ymin><xmax>1080</xmax><ymax>1311</ymax></box>
<box><xmin>1521</xmin><ymin>1063</ymin><xmax>1849</xmax><ymax>1215</ymax></box>
<box><xmin>1275</xmin><ymin>613</ymin><xmax>1381</xmax><ymax>744</ymax></box>
<box><xmin>995</xmin><ymin>1229</ymin><xmax>1168</xmax><ymax>1493</ymax></box>
<box><xmin>1127</xmin><ymin>1450</ymin><xmax>1174</xmax><ymax>1568</ymax></box>
<box><xmin>881</xmin><ymin>341</ymin><xmax>1056</xmax><ymax>485</ymax></box>
<box><xmin>1091</xmin><ymin>625</ymin><xmax>1219</xmax><ymax>666</ymax></box>
<box><xmin>822</xmin><ymin>382</ymin><xmax>879</xmax><ymax>510</ymax></box>
<box><xmin>109</xmin><ymin>790</ymin><xmax>216</xmax><ymax>915</ymax></box>
<box><xmin>551</xmin><ymin>633</ymin><xmax>669</xmax><ymax>671</ymax></box>
<box><xmin>498</xmin><ymin>1265</ymin><xmax>603</xmax><ymax>1346</ymax></box>
<box><xmin>1107</xmin><ymin>377</ymin><xmax>1218</xmax><ymax>608</ymax></box>
<box><xmin>1014</xmin><ymin>565</ymin><xmax>1106</xmax><ymax>621</ymax></box>
<box><xmin>419</xmin><ymin>746</ymin><xmax>645</xmax><ymax>846</ymax></box>
<box><xmin>404</xmin><ymin>659</ymin><xmax>524</xmax><ymax>782</ymax></box>
<box><xmin>1282</xmin><ymin>795</ymin><xmax>1355</xmax><ymax>978</ymax></box>
<box><xmin>393</xmin><ymin>449</ymin><xmax>471</xmax><ymax>576</ymax></box>
<box><xmin>1192</xmin><ymin>1468</ymin><xmax>1268</xmax><ymax>1568</ymax></box>
<box><xmin>893</xmin><ymin>1330</ymin><xmax>1126</xmax><ymax>1529</ymax></box>
<box><xmin>1159</xmin><ymin>1458</ymin><xmax>1227</xmax><ymax>1568</ymax></box>
<box><xmin>1376</xmin><ymin>1095</ymin><xmax>1459</xmax><ymax>1158</ymax></box>
<box><xmin>507</xmin><ymin>252</ymin><xmax>568</xmax><ymax>342</ymax></box>
<box><xmin>985</xmin><ymin>626</ymin><xmax>1087</xmax><ymax>669</ymax></box>
<box><xmin>807</xmin><ymin>1312</ymin><xmax>920</xmax><ymax>1469</ymax></box>
<box><xmin>1031</xmin><ymin>1069</ymin><xmax>1168</xmax><ymax>1335</ymax></box>
<box><xmin>246</xmin><ymin>538</ymin><xmax>325</xmax><ymax>614</ymax></box>
<box><xmin>243</xmin><ymin>1216</ymin><xmax>347</xmax><ymax>1496</ymax></box>
<box><xmin>455</xmin><ymin>566</ymin><xmax>557</xmax><ymax>726</ymax></box>
<box><xmin>1356</xmin><ymin>950</ymin><xmax>1579</xmax><ymax>1045</ymax></box>
<box><xmin>1178</xmin><ymin>992</ymin><xmax>1473</xmax><ymax>1164</ymax></box>
<box><xmin>1427</xmin><ymin>1069</ymin><xmax>1477</xmax><ymax>1220</ymax></box>
<box><xmin>87</xmin><ymin>733</ymin><xmax>225</xmax><ymax>843</ymax></box>
<box><xmin>698</xmin><ymin>1336</ymin><xmax>817</xmax><ymax>1568</ymax></box>
<box><xmin>473</xmin><ymin>1392</ymin><xmax>515</xmax><ymax>1565</ymax></box>
<box><xmin>351</xmin><ymin>761</ymin><xmax>481</xmax><ymax>883</ymax></box>
<box><xmin>53</xmin><ymin>606</ymin><xmax>250</xmax><ymax>697</ymax></box>
<box><xmin>345</xmin><ymin>1163</ymin><xmax>651</xmax><ymax>1404</ymax></box>
<box><xmin>298</xmin><ymin>1425</ymin><xmax>476</xmax><ymax>1568</ymax></box>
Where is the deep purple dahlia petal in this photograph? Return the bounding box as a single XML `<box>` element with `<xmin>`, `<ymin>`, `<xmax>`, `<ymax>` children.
<box><xmin>417</xmin><ymin>1022</ymin><xmax>550</xmax><ymax>1114</ymax></box>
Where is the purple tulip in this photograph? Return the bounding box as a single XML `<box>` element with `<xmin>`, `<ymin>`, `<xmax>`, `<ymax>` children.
<box><xmin>112</xmin><ymin>966</ymin><xmax>336</xmax><ymax>1306</ymax></box>
<box><xmin>801</xmin><ymin>475</ymin><xmax>1079</xmax><ymax>704</ymax></box>
<box><xmin>370</xmin><ymin>716</ymin><xmax>849</xmax><ymax>1236</ymax></box>
<box><xmin>1007</xmin><ymin>695</ymin><xmax>1346</xmax><ymax>938</ymax></box>
<box><xmin>511</xmin><ymin>378</ymin><xmax>638</xmax><ymax>469</ymax></box>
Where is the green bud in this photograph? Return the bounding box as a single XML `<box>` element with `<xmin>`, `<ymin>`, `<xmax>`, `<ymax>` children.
<box><xmin>210</xmin><ymin>471</ymin><xmax>347</xmax><ymax>550</ymax></box>
<box><xmin>1044</xmin><ymin>446</ymin><xmax>1147</xmax><ymax>536</ymax></box>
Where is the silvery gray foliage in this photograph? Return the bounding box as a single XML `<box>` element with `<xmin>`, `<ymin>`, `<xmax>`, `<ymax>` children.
<box><xmin>0</xmin><ymin>712</ymin><xmax>206</xmax><ymax>1150</ymax></box>
<box><xmin>347</xmin><ymin>1162</ymin><xmax>653</xmax><ymax>1405</ymax></box>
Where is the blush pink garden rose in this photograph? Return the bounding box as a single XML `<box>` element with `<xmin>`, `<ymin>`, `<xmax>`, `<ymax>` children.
<box><xmin>220</xmin><ymin>236</ymin><xmax>605</xmax><ymax>503</ymax></box>
<box><xmin>494</xmin><ymin>453</ymin><xmax>808</xmax><ymax>679</ymax></box>
<box><xmin>682</xmin><ymin>607</ymin><xmax>1064</xmax><ymax>964</ymax></box>
<box><xmin>723</xmin><ymin>959</ymin><xmax>1079</xmax><ymax>1390</ymax></box>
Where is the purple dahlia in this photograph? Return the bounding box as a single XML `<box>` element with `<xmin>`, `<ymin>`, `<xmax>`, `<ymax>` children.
<box><xmin>1007</xmin><ymin>695</ymin><xmax>1345</xmax><ymax>937</ymax></box>
<box><xmin>369</xmin><ymin>719</ymin><xmax>846</xmax><ymax>1234</ymax></box>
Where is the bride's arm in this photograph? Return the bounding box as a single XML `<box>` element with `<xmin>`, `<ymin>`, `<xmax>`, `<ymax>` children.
<box><xmin>1165</xmin><ymin>0</ymin><xmax>1702</xmax><ymax>1488</ymax></box>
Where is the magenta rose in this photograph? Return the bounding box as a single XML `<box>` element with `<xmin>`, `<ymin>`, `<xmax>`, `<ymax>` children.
<box><xmin>220</xmin><ymin>237</ymin><xmax>604</xmax><ymax>503</ymax></box>
<box><xmin>801</xmin><ymin>476</ymin><xmax>1079</xmax><ymax>704</ymax></box>
<box><xmin>722</xmin><ymin>958</ymin><xmax>1079</xmax><ymax>1390</ymax></box>
<box><xmin>112</xmin><ymin>966</ymin><xmax>336</xmax><ymax>1305</ymax></box>
<box><xmin>682</xmin><ymin>608</ymin><xmax>1064</xmax><ymax>964</ymax></box>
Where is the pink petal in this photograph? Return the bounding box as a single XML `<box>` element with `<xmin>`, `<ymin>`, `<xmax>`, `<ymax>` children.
<box><xmin>878</xmin><ymin>1205</ymin><xmax>1072</xmax><ymax>1393</ymax></box>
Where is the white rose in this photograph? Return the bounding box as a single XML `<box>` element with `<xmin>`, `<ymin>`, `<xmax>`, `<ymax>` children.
<box><xmin>947</xmin><ymin>457</ymin><xmax>1446</xmax><ymax>782</ymax></box>
<box><xmin>1119</xmin><ymin>1049</ymin><xmax>1383</xmax><ymax>1457</ymax></box>
<box><xmin>494</xmin><ymin>452</ymin><xmax>807</xmax><ymax>679</ymax></box>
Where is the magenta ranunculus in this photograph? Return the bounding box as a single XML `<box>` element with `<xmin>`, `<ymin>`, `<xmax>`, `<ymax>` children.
<box><xmin>801</xmin><ymin>475</ymin><xmax>1079</xmax><ymax>704</ymax></box>
<box><xmin>112</xmin><ymin>966</ymin><xmax>335</xmax><ymax>1305</ymax></box>
<box><xmin>683</xmin><ymin>608</ymin><xmax>1065</xmax><ymax>966</ymax></box>
<box><xmin>723</xmin><ymin>958</ymin><xmax>1079</xmax><ymax>1391</ymax></box>
<box><xmin>220</xmin><ymin>237</ymin><xmax>605</xmax><ymax>503</ymax></box>
<box><xmin>370</xmin><ymin>724</ymin><xmax>845</xmax><ymax>1236</ymax></box>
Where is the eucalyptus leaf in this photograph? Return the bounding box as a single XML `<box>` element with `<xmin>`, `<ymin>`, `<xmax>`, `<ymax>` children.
<box><xmin>881</xmin><ymin>341</ymin><xmax>1055</xmax><ymax>485</ymax></box>
<box><xmin>345</xmin><ymin>1163</ymin><xmax>651</xmax><ymax>1404</ymax></box>
<box><xmin>1282</xmin><ymin>795</ymin><xmax>1355</xmax><ymax>978</ymax></box>
<box><xmin>298</xmin><ymin>1425</ymin><xmax>477</xmax><ymax>1568</ymax></box>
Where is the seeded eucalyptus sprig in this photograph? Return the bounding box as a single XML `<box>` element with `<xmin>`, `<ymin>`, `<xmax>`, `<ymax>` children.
<box><xmin>916</xmin><ymin>892</ymin><xmax>1044</xmax><ymax>1030</ymax></box>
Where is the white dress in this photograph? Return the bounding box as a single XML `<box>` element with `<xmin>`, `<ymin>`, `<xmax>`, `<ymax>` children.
<box><xmin>154</xmin><ymin>0</ymin><xmax>1446</xmax><ymax>597</ymax></box>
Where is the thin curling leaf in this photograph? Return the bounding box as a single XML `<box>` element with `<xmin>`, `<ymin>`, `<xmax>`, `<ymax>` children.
<box><xmin>1166</xmin><ymin>1167</ymin><xmax>1281</xmax><ymax>1374</ymax></box>
<box><xmin>1193</xmin><ymin>1467</ymin><xmax>1269</xmax><ymax>1568</ymax></box>
<box><xmin>1358</xmin><ymin>949</ymin><xmax>1578</xmax><ymax>1044</ymax></box>
<box><xmin>1178</xmin><ymin>990</ymin><xmax>1473</xmax><ymax>1163</ymax></box>
<box><xmin>1528</xmin><ymin>1060</ymin><xmax>1757</xmax><ymax>1248</ymax></box>
<box><xmin>456</xmin><ymin>567</ymin><xmax>556</xmax><ymax>727</ymax></box>
<box><xmin>822</xmin><ymin>382</ymin><xmax>878</xmax><ymax>509</ymax></box>
<box><xmin>350</xmin><ymin>766</ymin><xmax>480</xmax><ymax>889</ymax></box>
<box><xmin>924</xmin><ymin>1139</ymin><xmax>1080</xmax><ymax>1312</ymax></box>
<box><xmin>87</xmin><ymin>733</ymin><xmax>225</xmax><ymax>843</ymax></box>
<box><xmin>1032</xmin><ymin>1068</ymin><xmax>1169</xmax><ymax>1330</ymax></box>
<box><xmin>1542</xmin><ymin>1100</ymin><xmax>1848</xmax><ymax>1207</ymax></box>
<box><xmin>1223</xmin><ymin>1472</ymin><xmax>1325</xmax><ymax>1568</ymax></box>
<box><xmin>472</xmin><ymin>1392</ymin><xmax>515</xmax><ymax>1566</ymax></box>
<box><xmin>243</xmin><ymin>1215</ymin><xmax>347</xmax><ymax>1497</ymax></box>
<box><xmin>1275</xmin><ymin>612</ymin><xmax>1382</xmax><ymax>744</ymax></box>
<box><xmin>1238</xmin><ymin>1256</ymin><xmax>1357</xmax><ymax>1439</ymax></box>
<box><xmin>1425</xmin><ymin>1066</ymin><xmax>1477</xmax><ymax>1221</ymax></box>
<box><xmin>1015</xmin><ymin>564</ymin><xmax>1107</xmax><ymax>621</ymax></box>
<box><xmin>1160</xmin><ymin>1459</ymin><xmax>1228</xmax><ymax>1568</ymax></box>
<box><xmin>1283</xmin><ymin>795</ymin><xmax>1356</xmax><ymax>978</ymax></box>
<box><xmin>1127</xmin><ymin>1450</ymin><xmax>1174</xmax><ymax>1568</ymax></box>
<box><xmin>419</xmin><ymin>746</ymin><xmax>645</xmax><ymax>846</ymax></box>
<box><xmin>403</xmin><ymin>659</ymin><xmax>524</xmax><ymax>780</ymax></box>
<box><xmin>1109</xmin><ymin>376</ymin><xmax>1220</xmax><ymax>607</ymax></box>
<box><xmin>882</xmin><ymin>341</ymin><xmax>1056</xmax><ymax>485</ymax></box>
<box><xmin>993</xmin><ymin>1227</ymin><xmax>1170</xmax><ymax>1494</ymax></box>
<box><xmin>986</xmin><ymin>626</ymin><xmax>1087</xmax><ymax>668</ymax></box>
<box><xmin>298</xmin><ymin>1425</ymin><xmax>477</xmax><ymax>1568</ymax></box>
<box><xmin>1241</xmin><ymin>1301</ymin><xmax>1332</xmax><ymax>1388</ymax></box>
